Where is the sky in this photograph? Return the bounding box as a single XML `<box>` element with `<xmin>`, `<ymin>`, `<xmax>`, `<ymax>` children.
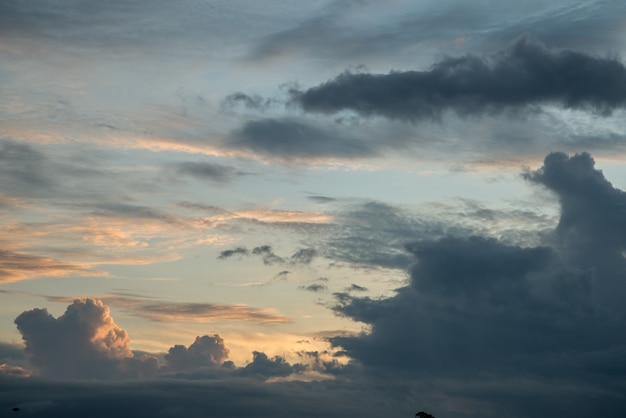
<box><xmin>1</xmin><ymin>0</ymin><xmax>626</xmax><ymax>417</ymax></box>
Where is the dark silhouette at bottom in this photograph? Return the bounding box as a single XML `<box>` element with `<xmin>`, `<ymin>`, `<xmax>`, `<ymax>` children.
<box><xmin>416</xmin><ymin>412</ymin><xmax>434</xmax><ymax>418</ymax></box>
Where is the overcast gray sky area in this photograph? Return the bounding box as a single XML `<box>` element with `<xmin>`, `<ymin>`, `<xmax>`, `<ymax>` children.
<box><xmin>1</xmin><ymin>1</ymin><xmax>626</xmax><ymax>417</ymax></box>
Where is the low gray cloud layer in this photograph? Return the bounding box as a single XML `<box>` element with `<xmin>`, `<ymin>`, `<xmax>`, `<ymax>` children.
<box><xmin>292</xmin><ymin>38</ymin><xmax>626</xmax><ymax>121</ymax></box>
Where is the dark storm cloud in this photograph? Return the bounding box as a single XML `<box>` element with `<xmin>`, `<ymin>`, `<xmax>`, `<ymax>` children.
<box><xmin>228</xmin><ymin>118</ymin><xmax>376</xmax><ymax>159</ymax></box>
<box><xmin>171</xmin><ymin>161</ymin><xmax>244</xmax><ymax>184</ymax></box>
<box><xmin>524</xmin><ymin>151</ymin><xmax>626</xmax><ymax>307</ymax></box>
<box><xmin>328</xmin><ymin>152</ymin><xmax>626</xmax><ymax>417</ymax></box>
<box><xmin>291</xmin><ymin>38</ymin><xmax>626</xmax><ymax>121</ymax></box>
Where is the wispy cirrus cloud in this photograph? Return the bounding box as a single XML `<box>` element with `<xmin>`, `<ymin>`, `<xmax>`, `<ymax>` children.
<box><xmin>44</xmin><ymin>294</ymin><xmax>290</xmax><ymax>325</ymax></box>
<box><xmin>0</xmin><ymin>250</ymin><xmax>100</xmax><ymax>284</ymax></box>
<box><xmin>135</xmin><ymin>302</ymin><xmax>290</xmax><ymax>324</ymax></box>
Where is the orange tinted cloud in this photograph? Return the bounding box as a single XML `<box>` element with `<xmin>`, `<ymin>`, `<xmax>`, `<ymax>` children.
<box><xmin>47</xmin><ymin>295</ymin><xmax>291</xmax><ymax>325</ymax></box>
<box><xmin>0</xmin><ymin>250</ymin><xmax>100</xmax><ymax>284</ymax></box>
<box><xmin>136</xmin><ymin>302</ymin><xmax>290</xmax><ymax>324</ymax></box>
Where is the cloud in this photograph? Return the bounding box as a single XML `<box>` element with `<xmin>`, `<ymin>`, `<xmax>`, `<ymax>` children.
<box><xmin>346</xmin><ymin>284</ymin><xmax>368</xmax><ymax>292</ymax></box>
<box><xmin>171</xmin><ymin>161</ymin><xmax>244</xmax><ymax>184</ymax></box>
<box><xmin>218</xmin><ymin>247</ymin><xmax>249</xmax><ymax>259</ymax></box>
<box><xmin>0</xmin><ymin>140</ymin><xmax>53</xmax><ymax>198</ymax></box>
<box><xmin>252</xmin><ymin>245</ymin><xmax>285</xmax><ymax>265</ymax></box>
<box><xmin>290</xmin><ymin>248</ymin><xmax>317</xmax><ymax>265</ymax></box>
<box><xmin>291</xmin><ymin>38</ymin><xmax>626</xmax><ymax>121</ymax></box>
<box><xmin>524</xmin><ymin>151</ymin><xmax>626</xmax><ymax>308</ymax></box>
<box><xmin>133</xmin><ymin>302</ymin><xmax>290</xmax><ymax>324</ymax></box>
<box><xmin>236</xmin><ymin>351</ymin><xmax>305</xmax><ymax>380</ymax></box>
<box><xmin>41</xmin><ymin>294</ymin><xmax>290</xmax><ymax>325</ymax></box>
<box><xmin>228</xmin><ymin>118</ymin><xmax>376</xmax><ymax>159</ymax></box>
<box><xmin>164</xmin><ymin>335</ymin><xmax>230</xmax><ymax>372</ymax></box>
<box><xmin>0</xmin><ymin>342</ymin><xmax>25</xmax><ymax>365</ymax></box>
<box><xmin>14</xmin><ymin>298</ymin><xmax>159</xmax><ymax>379</ymax></box>
<box><xmin>0</xmin><ymin>364</ymin><xmax>30</xmax><ymax>378</ymax></box>
<box><xmin>299</xmin><ymin>284</ymin><xmax>327</xmax><ymax>293</ymax></box>
<box><xmin>0</xmin><ymin>374</ymin><xmax>397</xmax><ymax>418</ymax></box>
<box><xmin>318</xmin><ymin>201</ymin><xmax>431</xmax><ymax>270</ymax></box>
<box><xmin>221</xmin><ymin>92</ymin><xmax>278</xmax><ymax>111</ymax></box>
<box><xmin>327</xmin><ymin>152</ymin><xmax>626</xmax><ymax>416</ymax></box>
<box><xmin>306</xmin><ymin>195</ymin><xmax>338</xmax><ymax>204</ymax></box>
<box><xmin>218</xmin><ymin>245</ymin><xmax>318</xmax><ymax>267</ymax></box>
<box><xmin>11</xmin><ymin>298</ymin><xmax>292</xmax><ymax>381</ymax></box>
<box><xmin>0</xmin><ymin>250</ymin><xmax>96</xmax><ymax>284</ymax></box>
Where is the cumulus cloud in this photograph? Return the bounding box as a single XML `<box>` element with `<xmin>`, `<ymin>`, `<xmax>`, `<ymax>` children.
<box><xmin>221</xmin><ymin>92</ymin><xmax>277</xmax><ymax>111</ymax></box>
<box><xmin>291</xmin><ymin>38</ymin><xmax>626</xmax><ymax>121</ymax></box>
<box><xmin>14</xmin><ymin>298</ymin><xmax>158</xmax><ymax>379</ymax></box>
<box><xmin>329</xmin><ymin>152</ymin><xmax>626</xmax><ymax>417</ymax></box>
<box><xmin>236</xmin><ymin>351</ymin><xmax>305</xmax><ymax>380</ymax></box>
<box><xmin>11</xmin><ymin>298</ymin><xmax>298</xmax><ymax>381</ymax></box>
<box><xmin>165</xmin><ymin>335</ymin><xmax>230</xmax><ymax>372</ymax></box>
<box><xmin>525</xmin><ymin>152</ymin><xmax>626</xmax><ymax>311</ymax></box>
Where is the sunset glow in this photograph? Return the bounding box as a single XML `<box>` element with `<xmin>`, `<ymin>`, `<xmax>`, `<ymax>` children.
<box><xmin>1</xmin><ymin>1</ymin><xmax>626</xmax><ymax>417</ymax></box>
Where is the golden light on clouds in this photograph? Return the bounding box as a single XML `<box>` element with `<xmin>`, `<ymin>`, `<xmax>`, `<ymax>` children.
<box><xmin>0</xmin><ymin>250</ymin><xmax>102</xmax><ymax>284</ymax></box>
